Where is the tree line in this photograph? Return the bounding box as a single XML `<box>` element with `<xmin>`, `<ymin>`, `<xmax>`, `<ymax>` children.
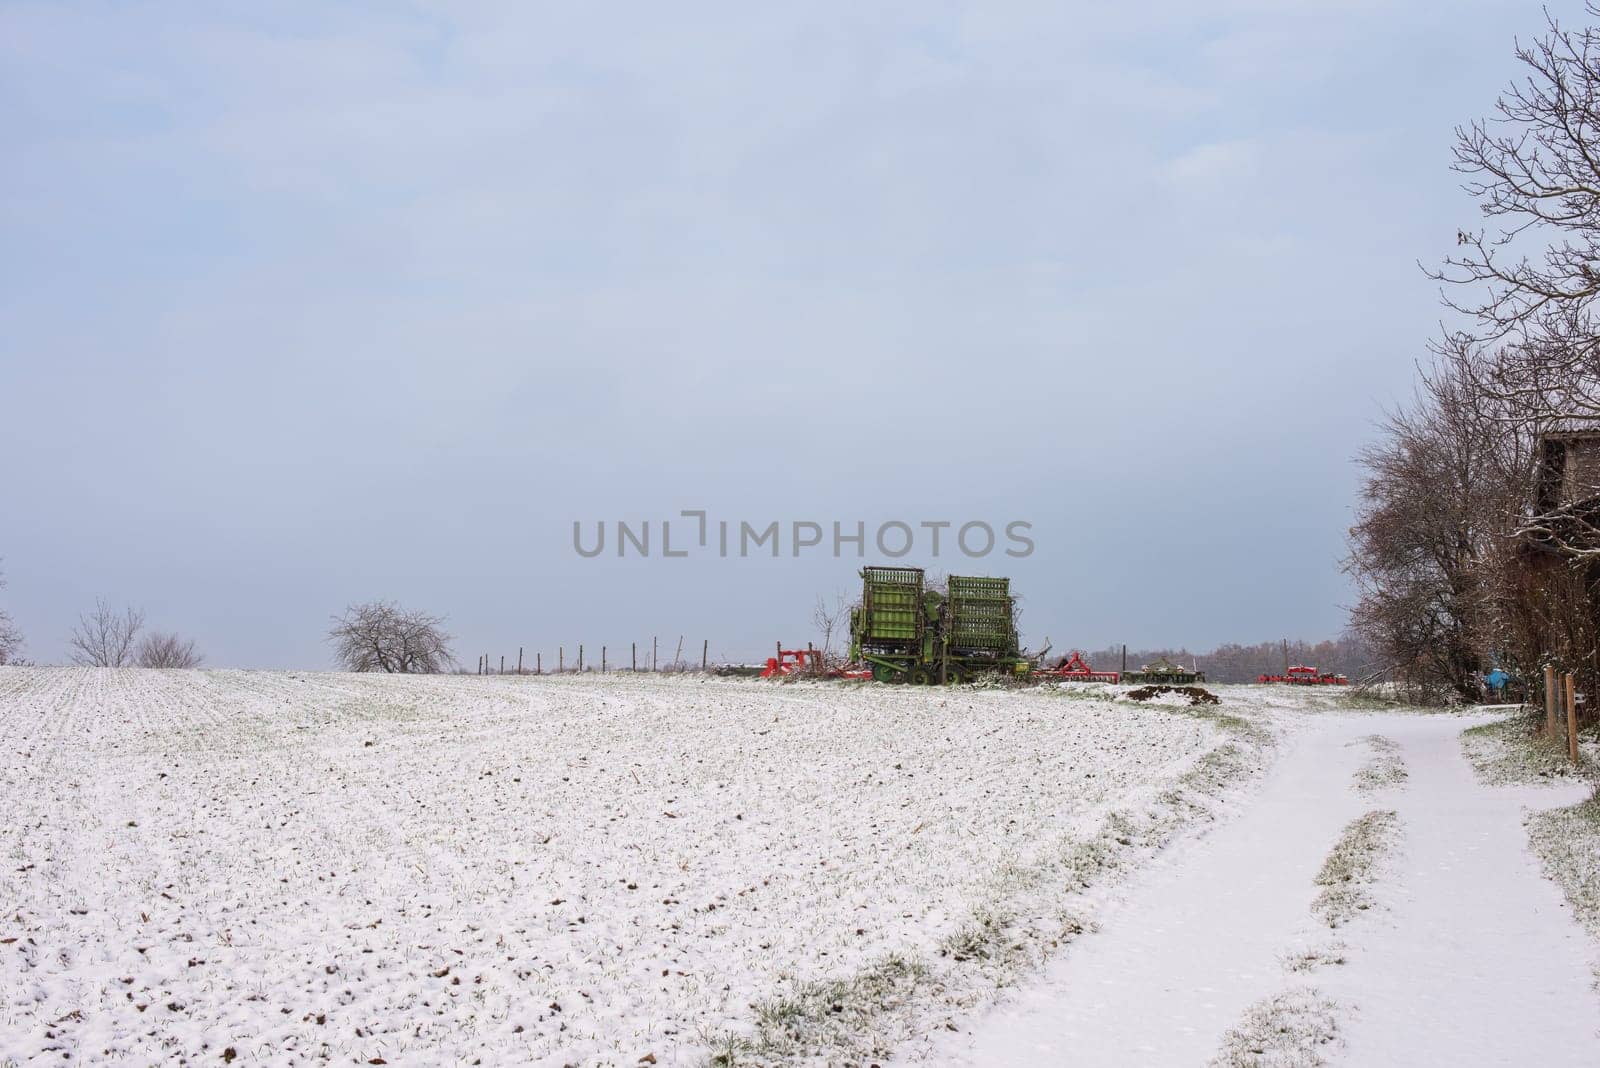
<box><xmin>1347</xmin><ymin>6</ymin><xmax>1600</xmax><ymax>704</ymax></box>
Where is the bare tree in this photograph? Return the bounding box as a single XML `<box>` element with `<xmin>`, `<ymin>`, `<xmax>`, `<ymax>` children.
<box><xmin>136</xmin><ymin>631</ymin><xmax>203</xmax><ymax>669</ymax></box>
<box><xmin>1344</xmin><ymin>355</ymin><xmax>1532</xmax><ymax>701</ymax></box>
<box><xmin>811</xmin><ymin>591</ymin><xmax>850</xmax><ymax>667</ymax></box>
<box><xmin>0</xmin><ymin>561</ymin><xmax>22</xmax><ymax>666</ymax></box>
<box><xmin>68</xmin><ymin>599</ymin><xmax>145</xmax><ymax>667</ymax></box>
<box><xmin>328</xmin><ymin>600</ymin><xmax>454</xmax><ymax>673</ymax></box>
<box><xmin>1433</xmin><ymin>5</ymin><xmax>1600</xmax><ymax>424</ymax></box>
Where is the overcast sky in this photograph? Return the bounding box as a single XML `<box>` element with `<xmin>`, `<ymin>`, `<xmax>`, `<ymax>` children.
<box><xmin>0</xmin><ymin>1</ymin><xmax>1574</xmax><ymax>668</ymax></box>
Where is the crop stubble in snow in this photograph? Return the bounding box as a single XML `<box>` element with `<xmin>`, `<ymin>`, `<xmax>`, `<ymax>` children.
<box><xmin>0</xmin><ymin>668</ymin><xmax>1238</xmax><ymax>1066</ymax></box>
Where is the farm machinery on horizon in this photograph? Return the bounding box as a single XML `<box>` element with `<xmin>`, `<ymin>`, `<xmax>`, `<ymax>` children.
<box><xmin>1258</xmin><ymin>665</ymin><xmax>1348</xmax><ymax>685</ymax></box>
<box><xmin>1122</xmin><ymin>656</ymin><xmax>1205</xmax><ymax>685</ymax></box>
<box><xmin>848</xmin><ymin>566</ymin><xmax>1032</xmax><ymax>684</ymax></box>
<box><xmin>765</xmin><ymin>564</ymin><xmax>1330</xmax><ymax>688</ymax></box>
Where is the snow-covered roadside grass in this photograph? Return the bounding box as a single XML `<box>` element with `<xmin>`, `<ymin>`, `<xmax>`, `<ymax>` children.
<box><xmin>1208</xmin><ymin>987</ymin><xmax>1344</xmax><ymax>1068</ymax></box>
<box><xmin>1312</xmin><ymin>810</ymin><xmax>1402</xmax><ymax>929</ymax></box>
<box><xmin>1461</xmin><ymin>709</ymin><xmax>1600</xmax><ymax>953</ymax></box>
<box><xmin>0</xmin><ymin>669</ymin><xmax>1283</xmax><ymax>1067</ymax></box>
<box><xmin>1462</xmin><ymin>712</ymin><xmax>1594</xmax><ymax>785</ymax></box>
<box><xmin>1526</xmin><ymin>789</ymin><xmax>1600</xmax><ymax>944</ymax></box>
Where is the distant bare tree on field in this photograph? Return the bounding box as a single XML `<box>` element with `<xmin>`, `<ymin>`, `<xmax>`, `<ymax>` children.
<box><xmin>328</xmin><ymin>600</ymin><xmax>454</xmax><ymax>673</ymax></box>
<box><xmin>69</xmin><ymin>599</ymin><xmax>145</xmax><ymax>667</ymax></box>
<box><xmin>812</xmin><ymin>591</ymin><xmax>850</xmax><ymax>667</ymax></box>
<box><xmin>0</xmin><ymin>562</ymin><xmax>23</xmax><ymax>665</ymax></box>
<box><xmin>136</xmin><ymin>631</ymin><xmax>204</xmax><ymax>669</ymax></box>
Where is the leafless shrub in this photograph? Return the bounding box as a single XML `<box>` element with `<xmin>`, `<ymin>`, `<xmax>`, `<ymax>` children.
<box><xmin>136</xmin><ymin>631</ymin><xmax>203</xmax><ymax>669</ymax></box>
<box><xmin>68</xmin><ymin>599</ymin><xmax>145</xmax><ymax>667</ymax></box>
<box><xmin>0</xmin><ymin>561</ymin><xmax>22</xmax><ymax>666</ymax></box>
<box><xmin>328</xmin><ymin>600</ymin><xmax>454</xmax><ymax>673</ymax></box>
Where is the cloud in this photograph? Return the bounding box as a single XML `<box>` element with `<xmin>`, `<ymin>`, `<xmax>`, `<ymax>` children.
<box><xmin>1163</xmin><ymin>139</ymin><xmax>1262</xmax><ymax>187</ymax></box>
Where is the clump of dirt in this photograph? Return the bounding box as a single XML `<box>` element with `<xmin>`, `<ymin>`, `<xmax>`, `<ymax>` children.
<box><xmin>1125</xmin><ymin>685</ymin><xmax>1220</xmax><ymax>705</ymax></box>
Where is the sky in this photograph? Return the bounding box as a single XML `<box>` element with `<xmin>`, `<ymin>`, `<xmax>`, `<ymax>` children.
<box><xmin>0</xmin><ymin>0</ymin><xmax>1579</xmax><ymax>668</ymax></box>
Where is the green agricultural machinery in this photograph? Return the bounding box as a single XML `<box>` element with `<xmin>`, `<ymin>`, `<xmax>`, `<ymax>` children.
<box><xmin>848</xmin><ymin>566</ymin><xmax>1031</xmax><ymax>684</ymax></box>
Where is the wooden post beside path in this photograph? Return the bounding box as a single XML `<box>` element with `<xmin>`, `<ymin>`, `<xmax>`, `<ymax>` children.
<box><xmin>1567</xmin><ymin>672</ymin><xmax>1581</xmax><ymax>765</ymax></box>
<box><xmin>1546</xmin><ymin>663</ymin><xmax>1559</xmax><ymax>736</ymax></box>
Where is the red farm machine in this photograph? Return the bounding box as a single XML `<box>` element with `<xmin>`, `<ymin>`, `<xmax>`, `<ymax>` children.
<box><xmin>1258</xmin><ymin>665</ymin><xmax>1348</xmax><ymax>685</ymax></box>
<box><xmin>760</xmin><ymin>647</ymin><xmax>871</xmax><ymax>680</ymax></box>
<box><xmin>760</xmin><ymin>648</ymin><xmax>826</xmax><ymax>678</ymax></box>
<box><xmin>1033</xmin><ymin>650</ymin><xmax>1120</xmax><ymax>683</ymax></box>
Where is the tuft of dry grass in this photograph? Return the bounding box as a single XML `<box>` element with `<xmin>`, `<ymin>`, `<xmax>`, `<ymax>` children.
<box><xmin>1350</xmin><ymin>735</ymin><xmax>1408</xmax><ymax>793</ymax></box>
<box><xmin>1312</xmin><ymin>810</ymin><xmax>1401</xmax><ymax>928</ymax></box>
<box><xmin>1209</xmin><ymin>987</ymin><xmax>1343</xmax><ymax>1067</ymax></box>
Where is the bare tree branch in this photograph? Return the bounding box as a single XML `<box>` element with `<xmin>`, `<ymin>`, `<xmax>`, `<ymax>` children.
<box><xmin>0</xmin><ymin>560</ymin><xmax>23</xmax><ymax>666</ymax></box>
<box><xmin>68</xmin><ymin>599</ymin><xmax>145</xmax><ymax>668</ymax></box>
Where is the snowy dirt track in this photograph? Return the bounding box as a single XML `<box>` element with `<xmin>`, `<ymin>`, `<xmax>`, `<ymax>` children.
<box><xmin>935</xmin><ymin>710</ymin><xmax>1600</xmax><ymax>1067</ymax></box>
<box><xmin>0</xmin><ymin>668</ymin><xmax>1255</xmax><ymax>1067</ymax></box>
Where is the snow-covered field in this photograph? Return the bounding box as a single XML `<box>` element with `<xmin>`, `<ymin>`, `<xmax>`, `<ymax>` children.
<box><xmin>0</xmin><ymin>668</ymin><xmax>1267</xmax><ymax>1066</ymax></box>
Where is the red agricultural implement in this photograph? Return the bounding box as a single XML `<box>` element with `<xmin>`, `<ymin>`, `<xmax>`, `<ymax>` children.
<box><xmin>761</xmin><ymin>648</ymin><xmax>872</xmax><ymax>680</ymax></box>
<box><xmin>761</xmin><ymin>648</ymin><xmax>825</xmax><ymax>678</ymax></box>
<box><xmin>1258</xmin><ymin>665</ymin><xmax>1348</xmax><ymax>685</ymax></box>
<box><xmin>1034</xmin><ymin>650</ymin><xmax>1120</xmax><ymax>683</ymax></box>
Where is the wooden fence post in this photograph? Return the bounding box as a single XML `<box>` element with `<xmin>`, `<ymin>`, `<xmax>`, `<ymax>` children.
<box><xmin>702</xmin><ymin>639</ymin><xmax>708</xmax><ymax>672</ymax></box>
<box><xmin>1546</xmin><ymin>663</ymin><xmax>1558</xmax><ymax>736</ymax></box>
<box><xmin>559</xmin><ymin>647</ymin><xmax>564</xmax><ymax>673</ymax></box>
<box><xmin>632</xmin><ymin>642</ymin><xmax>637</xmax><ymax>671</ymax></box>
<box><xmin>602</xmin><ymin>646</ymin><xmax>607</xmax><ymax>673</ymax></box>
<box><xmin>652</xmin><ymin>636</ymin><xmax>658</xmax><ymax>672</ymax></box>
<box><xmin>518</xmin><ymin>647</ymin><xmax>523</xmax><ymax>674</ymax></box>
<box><xmin>578</xmin><ymin>645</ymin><xmax>584</xmax><ymax>672</ymax></box>
<box><xmin>1567</xmin><ymin>672</ymin><xmax>1581</xmax><ymax>764</ymax></box>
<box><xmin>536</xmin><ymin>652</ymin><xmax>541</xmax><ymax>675</ymax></box>
<box><xmin>500</xmin><ymin>655</ymin><xmax>504</xmax><ymax>674</ymax></box>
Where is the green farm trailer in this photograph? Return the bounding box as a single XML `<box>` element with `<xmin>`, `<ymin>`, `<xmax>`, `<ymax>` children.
<box><xmin>847</xmin><ymin>565</ymin><xmax>1030</xmax><ymax>684</ymax></box>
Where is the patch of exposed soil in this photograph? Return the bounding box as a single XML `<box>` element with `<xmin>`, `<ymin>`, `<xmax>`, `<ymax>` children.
<box><xmin>1125</xmin><ymin>685</ymin><xmax>1221</xmax><ymax>705</ymax></box>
